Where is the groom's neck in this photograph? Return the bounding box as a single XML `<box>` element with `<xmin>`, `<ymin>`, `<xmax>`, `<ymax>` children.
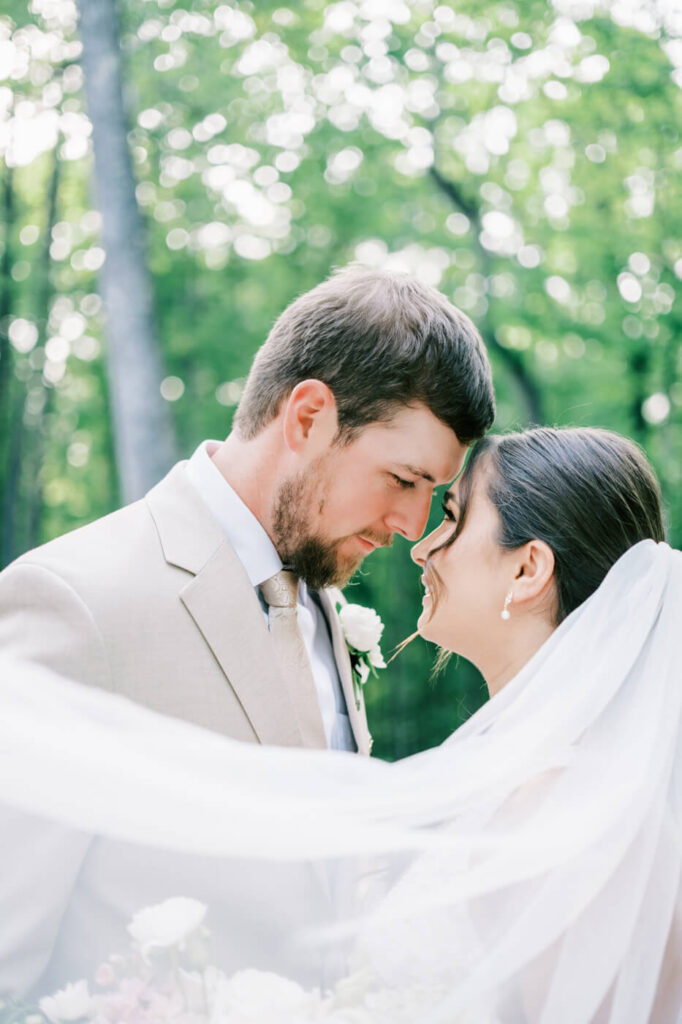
<box><xmin>210</xmin><ymin>429</ymin><xmax>281</xmax><ymax>535</ymax></box>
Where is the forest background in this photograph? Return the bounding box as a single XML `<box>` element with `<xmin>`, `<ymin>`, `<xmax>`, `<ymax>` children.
<box><xmin>1</xmin><ymin>0</ymin><xmax>681</xmax><ymax>760</ymax></box>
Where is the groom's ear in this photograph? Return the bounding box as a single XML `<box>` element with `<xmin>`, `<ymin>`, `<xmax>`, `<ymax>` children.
<box><xmin>282</xmin><ymin>379</ymin><xmax>339</xmax><ymax>455</ymax></box>
<box><xmin>512</xmin><ymin>539</ymin><xmax>555</xmax><ymax>611</ymax></box>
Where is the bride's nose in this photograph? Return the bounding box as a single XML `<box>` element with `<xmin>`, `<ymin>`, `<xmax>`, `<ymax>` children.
<box><xmin>411</xmin><ymin>529</ymin><xmax>437</xmax><ymax>566</ymax></box>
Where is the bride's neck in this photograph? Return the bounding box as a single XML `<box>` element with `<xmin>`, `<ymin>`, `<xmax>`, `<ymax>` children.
<box><xmin>484</xmin><ymin>616</ymin><xmax>556</xmax><ymax>698</ymax></box>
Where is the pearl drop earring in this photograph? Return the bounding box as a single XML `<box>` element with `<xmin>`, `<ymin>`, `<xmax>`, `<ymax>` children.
<box><xmin>501</xmin><ymin>591</ymin><xmax>513</xmax><ymax>620</ymax></box>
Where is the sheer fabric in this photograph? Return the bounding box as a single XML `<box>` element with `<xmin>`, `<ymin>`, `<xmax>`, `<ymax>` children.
<box><xmin>0</xmin><ymin>540</ymin><xmax>680</xmax><ymax>1022</ymax></box>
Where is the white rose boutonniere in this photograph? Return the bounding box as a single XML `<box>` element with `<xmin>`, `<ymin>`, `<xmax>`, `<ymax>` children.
<box><xmin>337</xmin><ymin>602</ymin><xmax>386</xmax><ymax>710</ymax></box>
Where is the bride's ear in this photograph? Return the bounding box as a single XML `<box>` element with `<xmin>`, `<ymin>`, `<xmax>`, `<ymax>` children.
<box><xmin>512</xmin><ymin>539</ymin><xmax>555</xmax><ymax>609</ymax></box>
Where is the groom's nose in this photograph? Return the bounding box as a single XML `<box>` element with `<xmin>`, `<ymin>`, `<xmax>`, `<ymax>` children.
<box><xmin>385</xmin><ymin>492</ymin><xmax>432</xmax><ymax>542</ymax></box>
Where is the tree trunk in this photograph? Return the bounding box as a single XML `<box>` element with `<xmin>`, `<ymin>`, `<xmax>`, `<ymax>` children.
<box><xmin>430</xmin><ymin>166</ymin><xmax>545</xmax><ymax>427</ymax></box>
<box><xmin>0</xmin><ymin>162</ymin><xmax>14</xmax><ymax>463</ymax></box>
<box><xmin>628</xmin><ymin>346</ymin><xmax>649</xmax><ymax>443</ymax></box>
<box><xmin>0</xmin><ymin>161</ymin><xmax>18</xmax><ymax>568</ymax></box>
<box><xmin>26</xmin><ymin>149</ymin><xmax>61</xmax><ymax>551</ymax></box>
<box><xmin>76</xmin><ymin>0</ymin><xmax>176</xmax><ymax>503</ymax></box>
<box><xmin>2</xmin><ymin>383</ymin><xmax>25</xmax><ymax>568</ymax></box>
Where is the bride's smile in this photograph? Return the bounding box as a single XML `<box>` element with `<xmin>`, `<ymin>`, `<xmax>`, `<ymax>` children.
<box><xmin>411</xmin><ymin>468</ymin><xmax>554</xmax><ymax>695</ymax></box>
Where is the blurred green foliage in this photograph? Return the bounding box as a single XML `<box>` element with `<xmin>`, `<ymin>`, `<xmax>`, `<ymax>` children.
<box><xmin>1</xmin><ymin>0</ymin><xmax>681</xmax><ymax>758</ymax></box>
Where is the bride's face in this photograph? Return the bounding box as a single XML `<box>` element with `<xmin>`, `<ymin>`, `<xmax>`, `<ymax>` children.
<box><xmin>411</xmin><ymin>468</ymin><xmax>516</xmax><ymax>664</ymax></box>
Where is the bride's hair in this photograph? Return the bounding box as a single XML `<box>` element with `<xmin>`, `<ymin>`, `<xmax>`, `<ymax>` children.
<box><xmin>427</xmin><ymin>426</ymin><xmax>665</xmax><ymax>624</ymax></box>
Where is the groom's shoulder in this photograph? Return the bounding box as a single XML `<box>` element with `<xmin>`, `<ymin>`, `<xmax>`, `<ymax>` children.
<box><xmin>18</xmin><ymin>497</ymin><xmax>151</xmax><ymax>568</ymax></box>
<box><xmin>0</xmin><ymin>495</ymin><xmax>163</xmax><ymax>669</ymax></box>
<box><xmin>2</xmin><ymin>461</ymin><xmax>194</xmax><ymax>590</ymax></box>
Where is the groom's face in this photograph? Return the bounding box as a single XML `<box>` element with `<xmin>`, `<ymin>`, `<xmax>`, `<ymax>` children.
<box><xmin>272</xmin><ymin>404</ymin><xmax>467</xmax><ymax>588</ymax></box>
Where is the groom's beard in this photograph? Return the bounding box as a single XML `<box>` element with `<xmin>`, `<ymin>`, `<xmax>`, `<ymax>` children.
<box><xmin>272</xmin><ymin>466</ymin><xmax>390</xmax><ymax>589</ymax></box>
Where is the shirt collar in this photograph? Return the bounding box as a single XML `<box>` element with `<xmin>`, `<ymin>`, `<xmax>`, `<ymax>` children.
<box><xmin>185</xmin><ymin>440</ymin><xmax>282</xmax><ymax>588</ymax></box>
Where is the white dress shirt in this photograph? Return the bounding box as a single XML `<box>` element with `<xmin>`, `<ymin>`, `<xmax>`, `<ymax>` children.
<box><xmin>186</xmin><ymin>441</ymin><xmax>354</xmax><ymax>751</ymax></box>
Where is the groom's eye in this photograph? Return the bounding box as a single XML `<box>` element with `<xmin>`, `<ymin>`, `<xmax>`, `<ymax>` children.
<box><xmin>390</xmin><ymin>473</ymin><xmax>416</xmax><ymax>490</ymax></box>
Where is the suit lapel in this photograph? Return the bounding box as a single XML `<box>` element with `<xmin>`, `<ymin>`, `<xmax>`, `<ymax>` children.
<box><xmin>146</xmin><ymin>464</ymin><xmax>303</xmax><ymax>748</ymax></box>
<box><xmin>180</xmin><ymin>544</ymin><xmax>304</xmax><ymax>748</ymax></box>
<box><xmin>318</xmin><ymin>589</ymin><xmax>373</xmax><ymax>757</ymax></box>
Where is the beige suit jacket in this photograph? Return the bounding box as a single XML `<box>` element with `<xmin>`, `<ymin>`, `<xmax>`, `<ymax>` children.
<box><xmin>0</xmin><ymin>463</ymin><xmax>372</xmax><ymax>995</ymax></box>
<box><xmin>0</xmin><ymin>461</ymin><xmax>371</xmax><ymax>755</ymax></box>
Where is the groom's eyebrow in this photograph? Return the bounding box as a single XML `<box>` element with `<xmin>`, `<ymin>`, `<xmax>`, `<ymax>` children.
<box><xmin>398</xmin><ymin>463</ymin><xmax>436</xmax><ymax>483</ymax></box>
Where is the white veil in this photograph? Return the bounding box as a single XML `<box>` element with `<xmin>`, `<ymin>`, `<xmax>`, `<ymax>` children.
<box><xmin>0</xmin><ymin>539</ymin><xmax>680</xmax><ymax>1022</ymax></box>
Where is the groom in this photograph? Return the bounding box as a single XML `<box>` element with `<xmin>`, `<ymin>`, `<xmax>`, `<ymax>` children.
<box><xmin>0</xmin><ymin>268</ymin><xmax>494</xmax><ymax>760</ymax></box>
<box><xmin>0</xmin><ymin>267</ymin><xmax>494</xmax><ymax>995</ymax></box>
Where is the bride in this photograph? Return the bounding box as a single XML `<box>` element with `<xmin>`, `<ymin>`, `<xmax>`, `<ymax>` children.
<box><xmin>0</xmin><ymin>426</ymin><xmax>679</xmax><ymax>1023</ymax></box>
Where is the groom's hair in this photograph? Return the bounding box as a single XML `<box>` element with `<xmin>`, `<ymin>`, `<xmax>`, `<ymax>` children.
<box><xmin>234</xmin><ymin>267</ymin><xmax>495</xmax><ymax>444</ymax></box>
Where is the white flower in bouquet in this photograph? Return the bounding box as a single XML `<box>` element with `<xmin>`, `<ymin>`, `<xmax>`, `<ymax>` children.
<box><xmin>210</xmin><ymin>968</ymin><xmax>325</xmax><ymax>1023</ymax></box>
<box><xmin>328</xmin><ymin>966</ymin><xmax>372</xmax><ymax>1009</ymax></box>
<box><xmin>39</xmin><ymin>980</ymin><xmax>91</xmax><ymax>1023</ymax></box>
<box><xmin>127</xmin><ymin>896</ymin><xmax>207</xmax><ymax>958</ymax></box>
<box><xmin>325</xmin><ymin>1010</ymin><xmax>375</xmax><ymax>1023</ymax></box>
<box><xmin>36</xmin><ymin>902</ymin><xmax>495</xmax><ymax>1024</ymax></box>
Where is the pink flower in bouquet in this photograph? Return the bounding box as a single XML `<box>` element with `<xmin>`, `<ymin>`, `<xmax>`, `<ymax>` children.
<box><xmin>95</xmin><ymin>975</ymin><xmax>148</xmax><ymax>1022</ymax></box>
<box><xmin>94</xmin><ymin>963</ymin><xmax>116</xmax><ymax>988</ymax></box>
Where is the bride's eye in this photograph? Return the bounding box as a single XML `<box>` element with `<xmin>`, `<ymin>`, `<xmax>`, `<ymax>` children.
<box><xmin>441</xmin><ymin>501</ymin><xmax>456</xmax><ymax>524</ymax></box>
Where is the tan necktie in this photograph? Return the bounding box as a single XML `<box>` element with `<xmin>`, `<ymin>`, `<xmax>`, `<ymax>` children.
<box><xmin>260</xmin><ymin>569</ymin><xmax>326</xmax><ymax>749</ymax></box>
